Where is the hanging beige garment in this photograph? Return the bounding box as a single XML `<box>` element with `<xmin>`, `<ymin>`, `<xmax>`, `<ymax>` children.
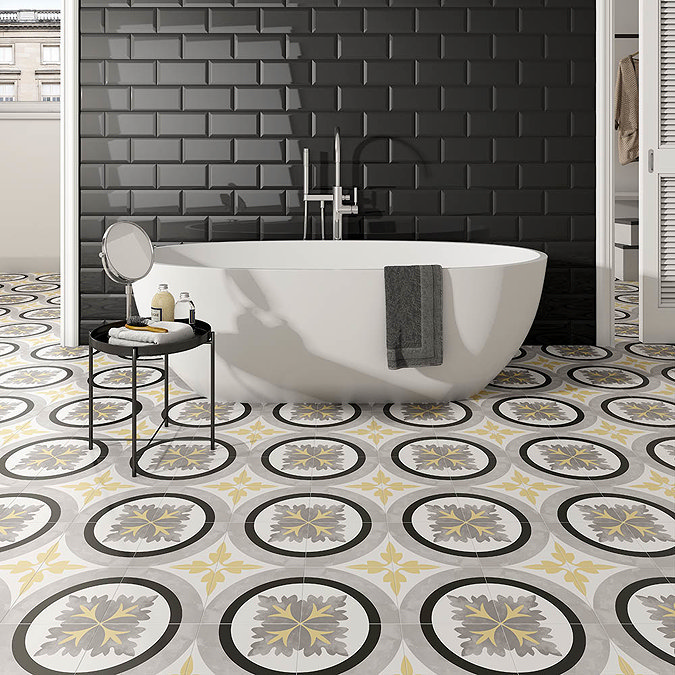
<box><xmin>615</xmin><ymin>55</ymin><xmax>639</xmax><ymax>165</ymax></box>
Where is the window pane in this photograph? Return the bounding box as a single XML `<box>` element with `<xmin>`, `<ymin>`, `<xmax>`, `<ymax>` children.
<box><xmin>0</xmin><ymin>46</ymin><xmax>13</xmax><ymax>64</ymax></box>
<box><xmin>41</xmin><ymin>82</ymin><xmax>60</xmax><ymax>102</ymax></box>
<box><xmin>0</xmin><ymin>83</ymin><xmax>16</xmax><ymax>101</ymax></box>
<box><xmin>43</xmin><ymin>45</ymin><xmax>59</xmax><ymax>63</ymax></box>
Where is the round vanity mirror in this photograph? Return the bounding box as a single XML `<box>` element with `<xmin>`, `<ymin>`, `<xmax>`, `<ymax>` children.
<box><xmin>100</xmin><ymin>221</ymin><xmax>154</xmax><ymax>283</ymax></box>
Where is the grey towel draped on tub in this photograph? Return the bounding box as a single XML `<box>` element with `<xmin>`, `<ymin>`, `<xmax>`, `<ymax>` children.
<box><xmin>384</xmin><ymin>264</ymin><xmax>443</xmax><ymax>370</ymax></box>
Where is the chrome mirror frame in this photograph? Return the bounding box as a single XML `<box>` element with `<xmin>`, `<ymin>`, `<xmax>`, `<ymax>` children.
<box><xmin>99</xmin><ymin>221</ymin><xmax>154</xmax><ymax>323</ymax></box>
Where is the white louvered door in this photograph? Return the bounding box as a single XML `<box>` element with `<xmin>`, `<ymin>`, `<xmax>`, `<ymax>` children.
<box><xmin>639</xmin><ymin>0</ymin><xmax>675</xmax><ymax>341</ymax></box>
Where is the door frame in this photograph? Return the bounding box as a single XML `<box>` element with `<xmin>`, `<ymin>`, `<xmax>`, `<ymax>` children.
<box><xmin>60</xmin><ymin>1</ymin><xmax>617</xmax><ymax>347</ymax></box>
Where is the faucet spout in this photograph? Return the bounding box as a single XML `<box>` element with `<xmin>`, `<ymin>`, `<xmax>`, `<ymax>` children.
<box><xmin>334</xmin><ymin>126</ymin><xmax>340</xmax><ymax>189</ymax></box>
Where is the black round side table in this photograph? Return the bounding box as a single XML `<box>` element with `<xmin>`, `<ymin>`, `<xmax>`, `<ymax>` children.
<box><xmin>88</xmin><ymin>320</ymin><xmax>215</xmax><ymax>477</ymax></box>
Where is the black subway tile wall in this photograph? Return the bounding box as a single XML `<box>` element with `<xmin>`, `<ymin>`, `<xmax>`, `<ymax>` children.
<box><xmin>79</xmin><ymin>1</ymin><xmax>595</xmax><ymax>344</ymax></box>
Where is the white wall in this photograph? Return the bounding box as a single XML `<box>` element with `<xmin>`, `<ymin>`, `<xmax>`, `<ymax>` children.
<box><xmin>0</xmin><ymin>108</ymin><xmax>60</xmax><ymax>272</ymax></box>
<box><xmin>614</xmin><ymin>0</ymin><xmax>639</xmax><ymax>197</ymax></box>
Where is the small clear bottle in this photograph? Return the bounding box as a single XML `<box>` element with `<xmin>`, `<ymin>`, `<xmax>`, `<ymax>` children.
<box><xmin>151</xmin><ymin>284</ymin><xmax>175</xmax><ymax>322</ymax></box>
<box><xmin>174</xmin><ymin>292</ymin><xmax>196</xmax><ymax>325</ymax></box>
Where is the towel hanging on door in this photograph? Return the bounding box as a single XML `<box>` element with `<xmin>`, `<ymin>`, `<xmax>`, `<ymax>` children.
<box><xmin>615</xmin><ymin>55</ymin><xmax>639</xmax><ymax>165</ymax></box>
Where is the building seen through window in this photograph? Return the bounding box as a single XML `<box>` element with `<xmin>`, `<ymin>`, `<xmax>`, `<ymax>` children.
<box><xmin>0</xmin><ymin>9</ymin><xmax>60</xmax><ymax>103</ymax></box>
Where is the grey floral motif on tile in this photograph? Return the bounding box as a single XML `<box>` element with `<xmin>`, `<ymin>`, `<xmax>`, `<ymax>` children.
<box><xmin>269</xmin><ymin>502</ymin><xmax>345</xmax><ymax>543</ymax></box>
<box><xmin>494</xmin><ymin>397</ymin><xmax>583</xmax><ymax>427</ymax></box>
<box><xmin>540</xmin><ymin>443</ymin><xmax>612</xmax><ymax>472</ymax></box>
<box><xmin>250</xmin><ymin>592</ymin><xmax>348</xmax><ymax>657</ymax></box>
<box><xmin>637</xmin><ymin>593</ymin><xmax>675</xmax><ymax>651</ymax></box>
<box><xmin>543</xmin><ymin>345</ymin><xmax>612</xmax><ymax>360</ymax></box>
<box><xmin>0</xmin><ymin>503</ymin><xmax>43</xmax><ymax>542</ymax></box>
<box><xmin>447</xmin><ymin>592</ymin><xmax>561</xmax><ymax>657</ymax></box>
<box><xmin>14</xmin><ymin>441</ymin><xmax>89</xmax><ymax>473</ymax></box>
<box><xmin>577</xmin><ymin>503</ymin><xmax>675</xmax><ymax>544</ymax></box>
<box><xmin>50</xmin><ymin>397</ymin><xmax>136</xmax><ymax>428</ymax></box>
<box><xmin>618</xmin><ymin>400</ymin><xmax>675</xmax><ymax>422</ymax></box>
<box><xmin>290</xmin><ymin>403</ymin><xmax>344</xmax><ymax>422</ymax></box>
<box><xmin>0</xmin><ymin>396</ymin><xmax>32</xmax><ymax>422</ymax></box>
<box><xmin>19</xmin><ymin>308</ymin><xmax>60</xmax><ymax>320</ymax></box>
<box><xmin>148</xmin><ymin>443</ymin><xmax>218</xmax><ymax>473</ymax></box>
<box><xmin>400</xmin><ymin>403</ymin><xmax>456</xmax><ymax>422</ymax></box>
<box><xmin>31</xmin><ymin>344</ymin><xmax>89</xmax><ymax>361</ymax></box>
<box><xmin>490</xmin><ymin>367</ymin><xmax>551</xmax><ymax>389</ymax></box>
<box><xmin>0</xmin><ymin>323</ymin><xmax>50</xmax><ymax>337</ymax></box>
<box><xmin>426</xmin><ymin>503</ymin><xmax>509</xmax><ymax>544</ymax></box>
<box><xmin>413</xmin><ymin>442</ymin><xmax>476</xmax><ymax>472</ymax></box>
<box><xmin>281</xmin><ymin>442</ymin><xmax>344</xmax><ymax>473</ymax></box>
<box><xmin>35</xmin><ymin>592</ymin><xmax>156</xmax><ymax>657</ymax></box>
<box><xmin>567</xmin><ymin>367</ymin><xmax>647</xmax><ymax>389</ymax></box>
<box><xmin>0</xmin><ymin>367</ymin><xmax>71</xmax><ymax>389</ymax></box>
<box><xmin>625</xmin><ymin>342</ymin><xmax>675</xmax><ymax>360</ymax></box>
<box><xmin>273</xmin><ymin>403</ymin><xmax>360</xmax><ymax>428</ymax></box>
<box><xmin>92</xmin><ymin>366</ymin><xmax>163</xmax><ymax>390</ymax></box>
<box><xmin>105</xmin><ymin>502</ymin><xmax>194</xmax><ymax>544</ymax></box>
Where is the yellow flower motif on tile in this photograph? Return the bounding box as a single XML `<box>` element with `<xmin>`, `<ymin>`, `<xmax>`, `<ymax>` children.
<box><xmin>109</xmin><ymin>419</ymin><xmax>170</xmax><ymax>439</ymax></box>
<box><xmin>488</xmin><ymin>470</ymin><xmax>557</xmax><ymax>505</ymax></box>
<box><xmin>585</xmin><ymin>420</ymin><xmax>641</xmax><ymax>446</ymax></box>
<box><xmin>346</xmin><ymin>469</ymin><xmax>417</xmax><ymax>506</ymax></box>
<box><xmin>630</xmin><ymin>470</ymin><xmax>675</xmax><ymax>499</ymax></box>
<box><xmin>392</xmin><ymin>656</ymin><xmax>424</xmax><ymax>675</ymax></box>
<box><xmin>471</xmin><ymin>420</ymin><xmax>520</xmax><ymax>445</ymax></box>
<box><xmin>345</xmin><ymin>418</ymin><xmax>403</xmax><ymax>447</ymax></box>
<box><xmin>172</xmin><ymin>541</ymin><xmax>261</xmax><ymax>596</ymax></box>
<box><xmin>230</xmin><ymin>418</ymin><xmax>284</xmax><ymax>445</ymax></box>
<box><xmin>171</xmin><ymin>655</ymin><xmax>199</xmax><ymax>675</ymax></box>
<box><xmin>40</xmin><ymin>384</ymin><xmax>85</xmax><ymax>405</ymax></box>
<box><xmin>63</xmin><ymin>468</ymin><xmax>133</xmax><ymax>506</ymax></box>
<box><xmin>0</xmin><ymin>419</ymin><xmax>51</xmax><ymax>445</ymax></box>
<box><xmin>206</xmin><ymin>469</ymin><xmax>275</xmax><ymax>506</ymax></box>
<box><xmin>525</xmin><ymin>541</ymin><xmax>613</xmax><ymax>596</ymax></box>
<box><xmin>0</xmin><ymin>542</ymin><xmax>85</xmax><ymax>596</ymax></box>
<box><xmin>550</xmin><ymin>383</ymin><xmax>598</xmax><ymax>403</ymax></box>
<box><xmin>617</xmin><ymin>654</ymin><xmax>648</xmax><ymax>675</ymax></box>
<box><xmin>348</xmin><ymin>542</ymin><xmax>437</xmax><ymax>595</ymax></box>
<box><xmin>143</xmin><ymin>384</ymin><xmax>194</xmax><ymax>405</ymax></box>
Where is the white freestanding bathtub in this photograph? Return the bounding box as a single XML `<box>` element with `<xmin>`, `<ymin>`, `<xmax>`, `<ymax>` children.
<box><xmin>133</xmin><ymin>241</ymin><xmax>547</xmax><ymax>403</ymax></box>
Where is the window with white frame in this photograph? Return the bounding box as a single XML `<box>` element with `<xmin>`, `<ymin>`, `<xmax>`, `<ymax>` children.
<box><xmin>41</xmin><ymin>82</ymin><xmax>60</xmax><ymax>102</ymax></box>
<box><xmin>0</xmin><ymin>83</ymin><xmax>16</xmax><ymax>102</ymax></box>
<box><xmin>42</xmin><ymin>44</ymin><xmax>60</xmax><ymax>64</ymax></box>
<box><xmin>0</xmin><ymin>45</ymin><xmax>14</xmax><ymax>64</ymax></box>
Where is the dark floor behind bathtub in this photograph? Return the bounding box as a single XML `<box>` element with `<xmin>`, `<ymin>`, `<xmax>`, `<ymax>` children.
<box><xmin>0</xmin><ymin>274</ymin><xmax>672</xmax><ymax>674</ymax></box>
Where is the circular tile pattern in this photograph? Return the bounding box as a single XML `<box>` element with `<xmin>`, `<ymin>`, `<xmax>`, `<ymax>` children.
<box><xmin>384</xmin><ymin>402</ymin><xmax>472</xmax><ymax>428</ymax></box>
<box><xmin>0</xmin><ymin>366</ymin><xmax>72</xmax><ymax>390</ymax></box>
<box><xmin>0</xmin><ymin>396</ymin><xmax>34</xmax><ymax>423</ymax></box>
<box><xmin>646</xmin><ymin>437</ymin><xmax>675</xmax><ymax>471</ymax></box>
<box><xmin>0</xmin><ymin>493</ymin><xmax>60</xmax><ymax>553</ymax></box>
<box><xmin>0</xmin><ymin>307</ymin><xmax>8</xmax><ymax>317</ymax></box>
<box><xmin>403</xmin><ymin>494</ymin><xmax>530</xmax><ymax>557</ymax></box>
<box><xmin>0</xmin><ymin>274</ymin><xmax>27</xmax><ymax>282</ymax></box>
<box><xmin>615</xmin><ymin>309</ymin><xmax>630</xmax><ymax>320</ymax></box>
<box><xmin>0</xmin><ymin>323</ymin><xmax>51</xmax><ymax>338</ymax></box>
<box><xmin>559</xmin><ymin>494</ymin><xmax>675</xmax><ymax>557</ymax></box>
<box><xmin>165</xmin><ymin>396</ymin><xmax>251</xmax><ymax>427</ymax></box>
<box><xmin>12</xmin><ymin>283</ymin><xmax>59</xmax><ymax>293</ymax></box>
<box><xmin>661</xmin><ymin>366</ymin><xmax>675</xmax><ymax>383</ymax></box>
<box><xmin>616</xmin><ymin>578</ymin><xmax>675</xmax><ymax>666</ymax></box>
<box><xmin>261</xmin><ymin>437</ymin><xmax>365</xmax><ymax>481</ymax></box>
<box><xmin>615</xmin><ymin>323</ymin><xmax>639</xmax><ymax>339</ymax></box>
<box><xmin>0</xmin><ymin>342</ymin><xmax>19</xmax><ymax>358</ymax></box>
<box><xmin>616</xmin><ymin>292</ymin><xmax>638</xmax><ymax>304</ymax></box>
<box><xmin>35</xmin><ymin>274</ymin><xmax>59</xmax><ymax>283</ymax></box>
<box><xmin>12</xmin><ymin>577</ymin><xmax>181</xmax><ymax>675</ymax></box>
<box><xmin>493</xmin><ymin>396</ymin><xmax>584</xmax><ymax>428</ymax></box>
<box><xmin>520</xmin><ymin>437</ymin><xmax>628</xmax><ymax>480</ymax></box>
<box><xmin>30</xmin><ymin>344</ymin><xmax>89</xmax><ymax>361</ymax></box>
<box><xmin>625</xmin><ymin>342</ymin><xmax>675</xmax><ymax>360</ymax></box>
<box><xmin>273</xmin><ymin>403</ymin><xmax>361</xmax><ymax>428</ymax></box>
<box><xmin>49</xmin><ymin>396</ymin><xmax>140</xmax><ymax>428</ymax></box>
<box><xmin>219</xmin><ymin>576</ymin><xmax>380</xmax><ymax>675</ymax></box>
<box><xmin>245</xmin><ymin>493</ymin><xmax>371</xmax><ymax>558</ymax></box>
<box><xmin>0</xmin><ymin>293</ymin><xmax>37</xmax><ymax>306</ymax></box>
<box><xmin>92</xmin><ymin>366</ymin><xmax>164</xmax><ymax>390</ymax></box>
<box><xmin>566</xmin><ymin>366</ymin><xmax>648</xmax><ymax>390</ymax></box>
<box><xmin>391</xmin><ymin>437</ymin><xmax>495</xmax><ymax>481</ymax></box>
<box><xmin>489</xmin><ymin>366</ymin><xmax>552</xmax><ymax>390</ymax></box>
<box><xmin>19</xmin><ymin>308</ymin><xmax>60</xmax><ymax>320</ymax></box>
<box><xmin>84</xmin><ymin>492</ymin><xmax>214</xmax><ymax>558</ymax></box>
<box><xmin>420</xmin><ymin>577</ymin><xmax>584</xmax><ymax>675</ymax></box>
<box><xmin>46</xmin><ymin>296</ymin><xmax>60</xmax><ymax>306</ymax></box>
<box><xmin>601</xmin><ymin>396</ymin><xmax>675</xmax><ymax>427</ymax></box>
<box><xmin>135</xmin><ymin>437</ymin><xmax>235</xmax><ymax>480</ymax></box>
<box><xmin>542</xmin><ymin>345</ymin><xmax>612</xmax><ymax>361</ymax></box>
<box><xmin>0</xmin><ymin>437</ymin><xmax>108</xmax><ymax>481</ymax></box>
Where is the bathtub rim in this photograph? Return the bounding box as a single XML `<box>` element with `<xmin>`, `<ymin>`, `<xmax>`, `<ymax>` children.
<box><xmin>152</xmin><ymin>240</ymin><xmax>548</xmax><ymax>272</ymax></box>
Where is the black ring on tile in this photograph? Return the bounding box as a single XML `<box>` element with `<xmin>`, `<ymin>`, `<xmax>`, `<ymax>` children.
<box><xmin>391</xmin><ymin>436</ymin><xmax>496</xmax><ymax>481</ymax></box>
<box><xmin>244</xmin><ymin>492</ymin><xmax>371</xmax><ymax>558</ymax></box>
<box><xmin>615</xmin><ymin>577</ymin><xmax>675</xmax><ymax>666</ymax></box>
<box><xmin>134</xmin><ymin>437</ymin><xmax>236</xmax><ymax>480</ymax></box>
<box><xmin>0</xmin><ymin>342</ymin><xmax>20</xmax><ymax>357</ymax></box>
<box><xmin>625</xmin><ymin>342</ymin><xmax>675</xmax><ymax>360</ymax></box>
<box><xmin>273</xmin><ymin>403</ymin><xmax>361</xmax><ymax>428</ymax></box>
<box><xmin>646</xmin><ymin>437</ymin><xmax>675</xmax><ymax>471</ymax></box>
<box><xmin>558</xmin><ymin>493</ymin><xmax>675</xmax><ymax>558</ymax></box>
<box><xmin>0</xmin><ymin>293</ymin><xmax>37</xmax><ymax>306</ymax></box>
<box><xmin>600</xmin><ymin>396</ymin><xmax>675</xmax><ymax>428</ymax></box>
<box><xmin>164</xmin><ymin>396</ymin><xmax>251</xmax><ymax>427</ymax></box>
<box><xmin>489</xmin><ymin>367</ymin><xmax>552</xmax><ymax>390</ymax></box>
<box><xmin>0</xmin><ymin>274</ymin><xmax>27</xmax><ymax>282</ymax></box>
<box><xmin>49</xmin><ymin>396</ymin><xmax>141</xmax><ymax>428</ymax></box>
<box><xmin>260</xmin><ymin>436</ymin><xmax>366</xmax><ymax>481</ymax></box>
<box><xmin>661</xmin><ymin>366</ymin><xmax>675</xmax><ymax>384</ymax></box>
<box><xmin>29</xmin><ymin>344</ymin><xmax>90</xmax><ymax>361</ymax></box>
<box><xmin>0</xmin><ymin>396</ymin><xmax>35</xmax><ymax>423</ymax></box>
<box><xmin>403</xmin><ymin>493</ymin><xmax>531</xmax><ymax>557</ymax></box>
<box><xmin>19</xmin><ymin>308</ymin><xmax>60</xmax><ymax>321</ymax></box>
<box><xmin>91</xmin><ymin>365</ymin><xmax>164</xmax><ymax>390</ymax></box>
<box><xmin>0</xmin><ymin>493</ymin><xmax>60</xmax><ymax>554</ymax></box>
<box><xmin>219</xmin><ymin>576</ymin><xmax>381</xmax><ymax>675</ymax></box>
<box><xmin>616</xmin><ymin>293</ymin><xmax>638</xmax><ymax>305</ymax></box>
<box><xmin>615</xmin><ymin>309</ymin><xmax>630</xmax><ymax>320</ymax></box>
<box><xmin>383</xmin><ymin>402</ymin><xmax>472</xmax><ymax>428</ymax></box>
<box><xmin>511</xmin><ymin>347</ymin><xmax>527</xmax><ymax>360</ymax></box>
<box><xmin>46</xmin><ymin>296</ymin><xmax>60</xmax><ymax>306</ymax></box>
<box><xmin>542</xmin><ymin>345</ymin><xmax>612</xmax><ymax>360</ymax></box>
<box><xmin>566</xmin><ymin>366</ymin><xmax>648</xmax><ymax>390</ymax></box>
<box><xmin>519</xmin><ymin>436</ymin><xmax>629</xmax><ymax>481</ymax></box>
<box><xmin>420</xmin><ymin>576</ymin><xmax>585</xmax><ymax>675</ymax></box>
<box><xmin>0</xmin><ymin>438</ymin><xmax>108</xmax><ymax>481</ymax></box>
<box><xmin>84</xmin><ymin>492</ymin><xmax>214</xmax><ymax>558</ymax></box>
<box><xmin>12</xmin><ymin>576</ymin><xmax>181</xmax><ymax>675</ymax></box>
<box><xmin>0</xmin><ymin>366</ymin><xmax>73</xmax><ymax>390</ymax></box>
<box><xmin>35</xmin><ymin>274</ymin><xmax>58</xmax><ymax>282</ymax></box>
<box><xmin>12</xmin><ymin>283</ymin><xmax>59</xmax><ymax>293</ymax></box>
<box><xmin>0</xmin><ymin>307</ymin><xmax>8</xmax><ymax>317</ymax></box>
<box><xmin>492</xmin><ymin>396</ymin><xmax>584</xmax><ymax>428</ymax></box>
<box><xmin>0</xmin><ymin>323</ymin><xmax>51</xmax><ymax>337</ymax></box>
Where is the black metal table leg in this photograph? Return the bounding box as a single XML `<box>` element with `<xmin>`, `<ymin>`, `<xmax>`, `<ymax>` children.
<box><xmin>210</xmin><ymin>331</ymin><xmax>215</xmax><ymax>450</ymax></box>
<box><xmin>132</xmin><ymin>347</ymin><xmax>138</xmax><ymax>477</ymax></box>
<box><xmin>164</xmin><ymin>353</ymin><xmax>169</xmax><ymax>427</ymax></box>
<box><xmin>88</xmin><ymin>342</ymin><xmax>94</xmax><ymax>449</ymax></box>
